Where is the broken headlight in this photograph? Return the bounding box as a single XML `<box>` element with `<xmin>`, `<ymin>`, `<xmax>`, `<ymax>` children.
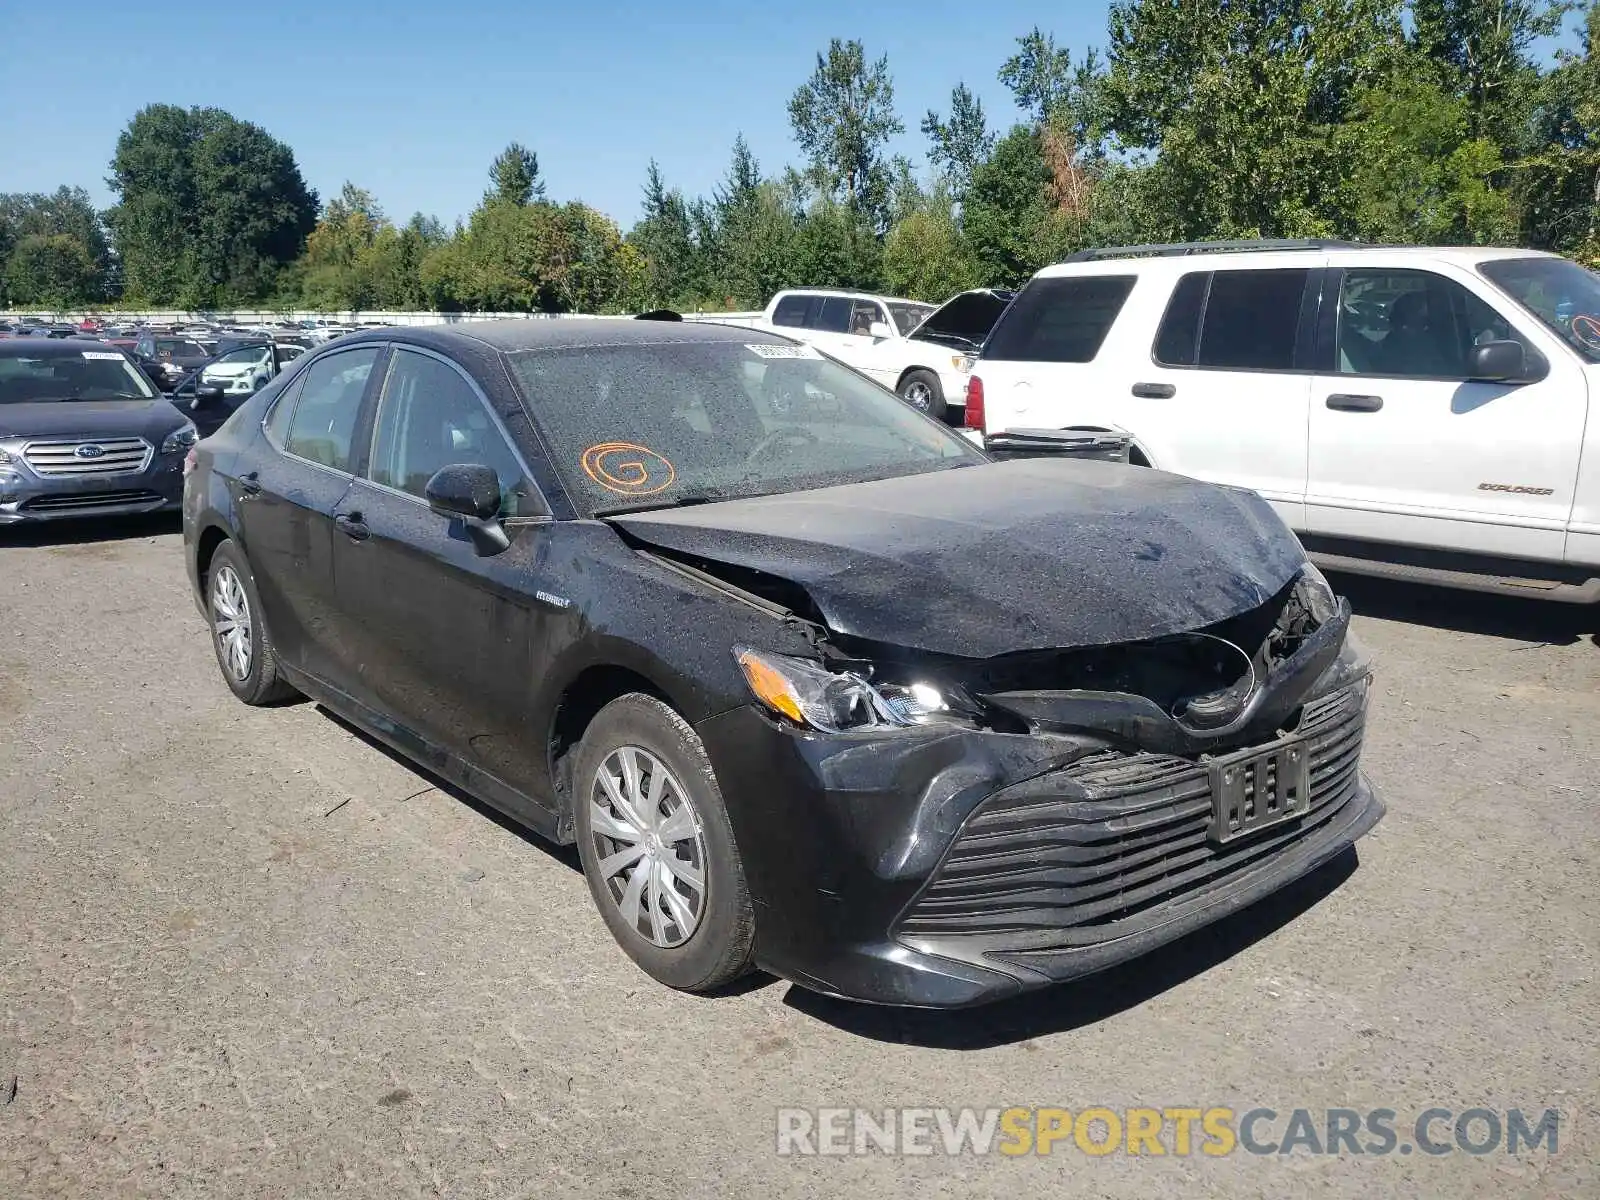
<box><xmin>1297</xmin><ymin>563</ymin><xmax>1340</xmax><ymax>625</ymax></box>
<box><xmin>735</xmin><ymin>647</ymin><xmax>974</xmax><ymax>733</ymax></box>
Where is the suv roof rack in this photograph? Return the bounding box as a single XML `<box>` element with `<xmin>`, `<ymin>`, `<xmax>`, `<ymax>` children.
<box><xmin>1065</xmin><ymin>238</ymin><xmax>1361</xmax><ymax>262</ymax></box>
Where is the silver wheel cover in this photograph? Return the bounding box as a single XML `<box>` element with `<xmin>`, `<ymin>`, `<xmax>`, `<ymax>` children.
<box><xmin>211</xmin><ymin>565</ymin><xmax>253</xmax><ymax>682</ymax></box>
<box><xmin>589</xmin><ymin>746</ymin><xmax>708</xmax><ymax>947</ymax></box>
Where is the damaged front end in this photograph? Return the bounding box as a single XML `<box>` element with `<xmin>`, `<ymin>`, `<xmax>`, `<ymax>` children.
<box><xmin>694</xmin><ymin>561</ymin><xmax>1383</xmax><ymax>1008</ymax></box>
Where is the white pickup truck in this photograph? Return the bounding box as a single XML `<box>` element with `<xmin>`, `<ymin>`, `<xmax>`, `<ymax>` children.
<box><xmin>689</xmin><ymin>288</ymin><xmax>1013</xmax><ymax>423</ymax></box>
<box><xmin>968</xmin><ymin>241</ymin><xmax>1600</xmax><ymax>601</ymax></box>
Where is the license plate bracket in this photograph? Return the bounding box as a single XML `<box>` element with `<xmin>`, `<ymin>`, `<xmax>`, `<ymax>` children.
<box><xmin>1208</xmin><ymin>736</ymin><xmax>1311</xmax><ymax>844</ymax></box>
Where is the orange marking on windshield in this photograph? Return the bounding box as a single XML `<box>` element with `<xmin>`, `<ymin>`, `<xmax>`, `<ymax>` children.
<box><xmin>581</xmin><ymin>442</ymin><xmax>677</xmax><ymax>495</ymax></box>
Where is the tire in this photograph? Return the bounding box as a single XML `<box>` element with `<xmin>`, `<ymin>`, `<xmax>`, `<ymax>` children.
<box><xmin>204</xmin><ymin>538</ymin><xmax>298</xmax><ymax>706</ymax></box>
<box><xmin>897</xmin><ymin>369</ymin><xmax>948</xmax><ymax>423</ymax></box>
<box><xmin>572</xmin><ymin>694</ymin><xmax>755</xmax><ymax>993</ymax></box>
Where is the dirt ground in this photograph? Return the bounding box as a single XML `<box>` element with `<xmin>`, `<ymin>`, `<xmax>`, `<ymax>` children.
<box><xmin>1</xmin><ymin>515</ymin><xmax>1596</xmax><ymax>1198</ymax></box>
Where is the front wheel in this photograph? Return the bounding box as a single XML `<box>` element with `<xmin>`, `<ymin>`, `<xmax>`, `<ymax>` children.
<box><xmin>897</xmin><ymin>369</ymin><xmax>948</xmax><ymax>423</ymax></box>
<box><xmin>572</xmin><ymin>694</ymin><xmax>755</xmax><ymax>993</ymax></box>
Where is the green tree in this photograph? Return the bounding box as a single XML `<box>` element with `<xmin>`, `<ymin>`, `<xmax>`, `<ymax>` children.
<box><xmin>788</xmin><ymin>39</ymin><xmax>905</xmax><ymax>227</ymax></box>
<box><xmin>790</xmin><ymin>197</ymin><xmax>882</xmax><ymax>289</ymax></box>
<box><xmin>704</xmin><ymin>137</ymin><xmax>798</xmax><ymax>308</ymax></box>
<box><xmin>298</xmin><ymin>184</ymin><xmax>393</xmax><ymax>310</ymax></box>
<box><xmin>963</xmin><ymin>125</ymin><xmax>1081</xmax><ymax>285</ymax></box>
<box><xmin>629</xmin><ymin>160</ymin><xmax>700</xmax><ymax>307</ymax></box>
<box><xmin>0</xmin><ymin>188</ymin><xmax>113</xmax><ymax>302</ymax></box>
<box><xmin>107</xmin><ymin>104</ymin><xmax>316</xmax><ymax>305</ymax></box>
<box><xmin>921</xmin><ymin>83</ymin><xmax>995</xmax><ymax>195</ymax></box>
<box><xmin>881</xmin><ymin>185</ymin><xmax>981</xmax><ymax>300</ymax></box>
<box><xmin>1411</xmin><ymin>0</ymin><xmax>1569</xmax><ymax>150</ymax></box>
<box><xmin>419</xmin><ymin>232</ymin><xmax>473</xmax><ymax>311</ymax></box>
<box><xmin>1339</xmin><ymin>71</ymin><xmax>1515</xmax><ymax>243</ymax></box>
<box><xmin>1103</xmin><ymin>0</ymin><xmax>1401</xmax><ymax>239</ymax></box>
<box><xmin>1512</xmin><ymin>2</ymin><xmax>1600</xmax><ymax>252</ymax></box>
<box><xmin>719</xmin><ymin>180</ymin><xmax>802</xmax><ymax>309</ymax></box>
<box><xmin>4</xmin><ymin>233</ymin><xmax>98</xmax><ymax>308</ymax></box>
<box><xmin>486</xmin><ymin>142</ymin><xmax>546</xmax><ymax>206</ymax></box>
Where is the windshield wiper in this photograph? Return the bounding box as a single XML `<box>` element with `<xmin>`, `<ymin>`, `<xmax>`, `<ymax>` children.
<box><xmin>596</xmin><ymin>489</ymin><xmax>749</xmax><ymax>517</ymax></box>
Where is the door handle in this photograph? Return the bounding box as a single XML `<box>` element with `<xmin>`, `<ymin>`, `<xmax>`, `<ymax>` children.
<box><xmin>1326</xmin><ymin>393</ymin><xmax>1384</xmax><ymax>412</ymax></box>
<box><xmin>237</xmin><ymin>471</ymin><xmax>261</xmax><ymax>496</ymax></box>
<box><xmin>334</xmin><ymin>512</ymin><xmax>370</xmax><ymax>542</ymax></box>
<box><xmin>1132</xmin><ymin>382</ymin><xmax>1176</xmax><ymax>399</ymax></box>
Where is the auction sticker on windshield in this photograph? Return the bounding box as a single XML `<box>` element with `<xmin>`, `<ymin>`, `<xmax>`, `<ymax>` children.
<box><xmin>746</xmin><ymin>343</ymin><xmax>820</xmax><ymax>359</ymax></box>
<box><xmin>81</xmin><ymin>351</ymin><xmax>126</xmax><ymax>360</ymax></box>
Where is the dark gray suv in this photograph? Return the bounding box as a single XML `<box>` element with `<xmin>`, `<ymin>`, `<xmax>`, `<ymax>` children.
<box><xmin>0</xmin><ymin>339</ymin><xmax>198</xmax><ymax>524</ymax></box>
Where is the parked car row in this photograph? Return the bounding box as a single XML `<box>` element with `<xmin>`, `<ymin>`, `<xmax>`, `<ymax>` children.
<box><xmin>13</xmin><ymin>239</ymin><xmax>1600</xmax><ymax>1012</ymax></box>
<box><xmin>687</xmin><ymin>287</ymin><xmax>1014</xmax><ymax>423</ymax></box>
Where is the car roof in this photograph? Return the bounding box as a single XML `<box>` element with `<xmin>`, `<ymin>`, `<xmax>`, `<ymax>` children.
<box><xmin>0</xmin><ymin>337</ymin><xmax>131</xmax><ymax>357</ymax></box>
<box><xmin>1034</xmin><ymin>244</ymin><xmax>1567</xmax><ymax>279</ymax></box>
<box><xmin>332</xmin><ymin>316</ymin><xmax>801</xmax><ymax>354</ymax></box>
<box><xmin>773</xmin><ymin>288</ymin><xmax>932</xmax><ymax>306</ymax></box>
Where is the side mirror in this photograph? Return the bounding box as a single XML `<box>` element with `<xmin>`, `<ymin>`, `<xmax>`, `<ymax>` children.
<box><xmin>425</xmin><ymin>463</ymin><xmax>510</xmax><ymax>556</ymax></box>
<box><xmin>868</xmin><ymin>320</ymin><xmax>892</xmax><ymax>340</ymax></box>
<box><xmin>1468</xmin><ymin>340</ymin><xmax>1533</xmax><ymax>383</ymax></box>
<box><xmin>194</xmin><ymin>383</ymin><xmax>226</xmax><ymax>407</ymax></box>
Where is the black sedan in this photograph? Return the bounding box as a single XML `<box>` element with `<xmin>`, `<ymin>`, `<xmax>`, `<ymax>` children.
<box><xmin>182</xmin><ymin>319</ymin><xmax>1383</xmax><ymax>1007</ymax></box>
<box><xmin>131</xmin><ymin>333</ymin><xmax>213</xmax><ymax>392</ymax></box>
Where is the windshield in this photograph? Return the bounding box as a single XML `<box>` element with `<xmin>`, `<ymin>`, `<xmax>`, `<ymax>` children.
<box><xmin>1478</xmin><ymin>256</ymin><xmax>1600</xmax><ymax>362</ymax></box>
<box><xmin>508</xmin><ymin>339</ymin><xmax>985</xmax><ymax>515</ymax></box>
<box><xmin>0</xmin><ymin>350</ymin><xmax>158</xmax><ymax>403</ymax></box>
<box><xmin>155</xmin><ymin>338</ymin><xmax>206</xmax><ymax>357</ymax></box>
<box><xmin>888</xmin><ymin>302</ymin><xmax>935</xmax><ymax>336</ymax></box>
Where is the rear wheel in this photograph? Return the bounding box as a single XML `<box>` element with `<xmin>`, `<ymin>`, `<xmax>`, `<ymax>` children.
<box><xmin>897</xmin><ymin>369</ymin><xmax>948</xmax><ymax>423</ymax></box>
<box><xmin>572</xmin><ymin>694</ymin><xmax>755</xmax><ymax>992</ymax></box>
<box><xmin>206</xmin><ymin>539</ymin><xmax>297</xmax><ymax>706</ymax></box>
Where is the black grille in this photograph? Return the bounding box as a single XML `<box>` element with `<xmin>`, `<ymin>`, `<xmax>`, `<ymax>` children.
<box><xmin>896</xmin><ymin>684</ymin><xmax>1366</xmax><ymax>949</ymax></box>
<box><xmin>21</xmin><ymin>489</ymin><xmax>165</xmax><ymax>513</ymax></box>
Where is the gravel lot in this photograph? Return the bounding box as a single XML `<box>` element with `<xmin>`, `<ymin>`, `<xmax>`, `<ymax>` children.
<box><xmin>1</xmin><ymin>516</ymin><xmax>1596</xmax><ymax>1198</ymax></box>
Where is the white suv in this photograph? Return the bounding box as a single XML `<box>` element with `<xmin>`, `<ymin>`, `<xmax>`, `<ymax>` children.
<box><xmin>967</xmin><ymin>240</ymin><xmax>1600</xmax><ymax>601</ymax></box>
<box><xmin>693</xmin><ymin>288</ymin><xmax>1014</xmax><ymax>423</ymax></box>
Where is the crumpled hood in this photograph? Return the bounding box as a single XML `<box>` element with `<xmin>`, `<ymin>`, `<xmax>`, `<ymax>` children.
<box><xmin>613</xmin><ymin>458</ymin><xmax>1308</xmax><ymax>658</ymax></box>
<box><xmin>0</xmin><ymin>399</ymin><xmax>190</xmax><ymax>443</ymax></box>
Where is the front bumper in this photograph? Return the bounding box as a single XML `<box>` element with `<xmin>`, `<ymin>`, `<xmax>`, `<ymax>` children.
<box><xmin>696</xmin><ymin>681</ymin><xmax>1383</xmax><ymax>1008</ymax></box>
<box><xmin>0</xmin><ymin>454</ymin><xmax>185</xmax><ymax>524</ymax></box>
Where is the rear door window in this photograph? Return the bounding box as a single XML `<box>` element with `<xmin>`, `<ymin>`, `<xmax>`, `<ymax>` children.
<box><xmin>814</xmin><ymin>297</ymin><xmax>852</xmax><ymax>333</ymax></box>
<box><xmin>282</xmin><ymin>347</ymin><xmax>380</xmax><ymax>472</ymax></box>
<box><xmin>1152</xmin><ymin>272</ymin><xmax>1210</xmax><ymax>366</ymax></box>
<box><xmin>1194</xmin><ymin>269</ymin><xmax>1310</xmax><ymax>371</ymax></box>
<box><xmin>983</xmin><ymin>275</ymin><xmax>1136</xmax><ymax>362</ymax></box>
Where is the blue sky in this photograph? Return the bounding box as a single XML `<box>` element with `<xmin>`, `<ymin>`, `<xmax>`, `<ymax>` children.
<box><xmin>0</xmin><ymin>0</ymin><xmax>1110</xmax><ymax>230</ymax></box>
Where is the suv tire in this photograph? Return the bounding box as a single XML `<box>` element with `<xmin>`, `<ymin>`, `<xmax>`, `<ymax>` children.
<box><xmin>898</xmin><ymin>369</ymin><xmax>948</xmax><ymax>423</ymax></box>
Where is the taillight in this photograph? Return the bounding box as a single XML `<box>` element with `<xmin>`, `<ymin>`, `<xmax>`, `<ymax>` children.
<box><xmin>964</xmin><ymin>375</ymin><xmax>986</xmax><ymax>432</ymax></box>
